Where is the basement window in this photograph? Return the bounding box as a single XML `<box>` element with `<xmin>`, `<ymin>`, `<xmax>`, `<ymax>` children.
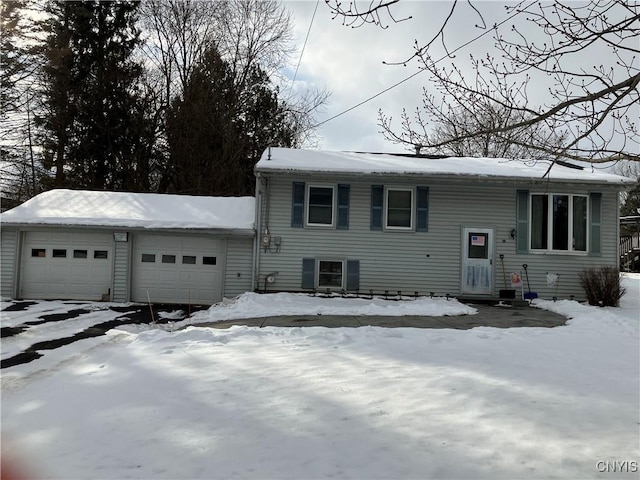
<box><xmin>317</xmin><ymin>260</ymin><xmax>343</xmax><ymax>289</ymax></box>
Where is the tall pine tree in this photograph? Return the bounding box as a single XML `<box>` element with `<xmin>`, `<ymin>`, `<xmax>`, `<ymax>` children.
<box><xmin>39</xmin><ymin>1</ymin><xmax>154</xmax><ymax>191</ymax></box>
<box><xmin>164</xmin><ymin>46</ymin><xmax>296</xmax><ymax>196</ymax></box>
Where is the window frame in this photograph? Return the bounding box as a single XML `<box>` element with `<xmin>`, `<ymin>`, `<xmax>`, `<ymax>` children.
<box><xmin>316</xmin><ymin>259</ymin><xmax>345</xmax><ymax>290</ymax></box>
<box><xmin>529</xmin><ymin>192</ymin><xmax>589</xmax><ymax>254</ymax></box>
<box><xmin>202</xmin><ymin>256</ymin><xmax>217</xmax><ymax>265</ymax></box>
<box><xmin>182</xmin><ymin>255</ymin><xmax>197</xmax><ymax>265</ymax></box>
<box><xmin>384</xmin><ymin>186</ymin><xmax>414</xmax><ymax>231</ymax></box>
<box><xmin>305</xmin><ymin>184</ymin><xmax>336</xmax><ymax>228</ymax></box>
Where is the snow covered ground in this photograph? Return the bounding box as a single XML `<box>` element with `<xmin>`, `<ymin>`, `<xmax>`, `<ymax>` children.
<box><xmin>1</xmin><ymin>275</ymin><xmax>639</xmax><ymax>479</ymax></box>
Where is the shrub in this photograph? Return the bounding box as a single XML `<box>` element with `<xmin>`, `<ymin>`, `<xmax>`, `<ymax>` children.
<box><xmin>579</xmin><ymin>267</ymin><xmax>626</xmax><ymax>306</ymax></box>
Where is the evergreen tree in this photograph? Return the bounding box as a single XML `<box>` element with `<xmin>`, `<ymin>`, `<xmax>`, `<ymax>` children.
<box><xmin>164</xmin><ymin>47</ymin><xmax>296</xmax><ymax>196</ymax></box>
<box><xmin>1</xmin><ymin>0</ymin><xmax>43</xmax><ymax>202</ymax></box>
<box><xmin>621</xmin><ymin>182</ymin><xmax>640</xmax><ymax>217</ymax></box>
<box><xmin>39</xmin><ymin>1</ymin><xmax>154</xmax><ymax>191</ymax></box>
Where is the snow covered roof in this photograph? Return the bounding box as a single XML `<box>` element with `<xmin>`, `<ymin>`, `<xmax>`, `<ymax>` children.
<box><xmin>0</xmin><ymin>189</ymin><xmax>255</xmax><ymax>232</ymax></box>
<box><xmin>256</xmin><ymin>148</ymin><xmax>634</xmax><ymax>186</ymax></box>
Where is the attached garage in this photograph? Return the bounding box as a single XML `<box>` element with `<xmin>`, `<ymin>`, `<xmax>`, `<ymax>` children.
<box><xmin>1</xmin><ymin>189</ymin><xmax>256</xmax><ymax>304</ymax></box>
<box><xmin>132</xmin><ymin>234</ymin><xmax>225</xmax><ymax>304</ymax></box>
<box><xmin>21</xmin><ymin>230</ymin><xmax>113</xmax><ymax>300</ymax></box>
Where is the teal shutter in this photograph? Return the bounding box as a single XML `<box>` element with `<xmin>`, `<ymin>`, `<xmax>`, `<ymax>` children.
<box><xmin>346</xmin><ymin>260</ymin><xmax>360</xmax><ymax>291</ymax></box>
<box><xmin>337</xmin><ymin>184</ymin><xmax>350</xmax><ymax>230</ymax></box>
<box><xmin>302</xmin><ymin>258</ymin><xmax>315</xmax><ymax>289</ymax></box>
<box><xmin>416</xmin><ymin>187</ymin><xmax>429</xmax><ymax>232</ymax></box>
<box><xmin>516</xmin><ymin>190</ymin><xmax>529</xmax><ymax>253</ymax></box>
<box><xmin>370</xmin><ymin>185</ymin><xmax>383</xmax><ymax>230</ymax></box>
<box><xmin>291</xmin><ymin>182</ymin><xmax>305</xmax><ymax>228</ymax></box>
<box><xmin>589</xmin><ymin>192</ymin><xmax>602</xmax><ymax>256</ymax></box>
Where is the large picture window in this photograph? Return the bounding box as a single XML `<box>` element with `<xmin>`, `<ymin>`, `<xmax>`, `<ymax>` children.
<box><xmin>307</xmin><ymin>186</ymin><xmax>334</xmax><ymax>226</ymax></box>
<box><xmin>386</xmin><ymin>188</ymin><xmax>413</xmax><ymax>229</ymax></box>
<box><xmin>530</xmin><ymin>193</ymin><xmax>587</xmax><ymax>252</ymax></box>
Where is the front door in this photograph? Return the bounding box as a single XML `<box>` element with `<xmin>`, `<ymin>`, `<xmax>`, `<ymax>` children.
<box><xmin>462</xmin><ymin>228</ymin><xmax>494</xmax><ymax>295</ymax></box>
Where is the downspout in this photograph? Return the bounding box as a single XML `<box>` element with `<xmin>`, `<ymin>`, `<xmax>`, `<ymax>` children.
<box><xmin>253</xmin><ymin>172</ymin><xmax>262</xmax><ymax>292</ymax></box>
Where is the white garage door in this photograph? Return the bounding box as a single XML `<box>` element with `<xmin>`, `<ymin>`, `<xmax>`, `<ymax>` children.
<box><xmin>132</xmin><ymin>234</ymin><xmax>225</xmax><ymax>305</ymax></box>
<box><xmin>21</xmin><ymin>231</ymin><xmax>114</xmax><ymax>300</ymax></box>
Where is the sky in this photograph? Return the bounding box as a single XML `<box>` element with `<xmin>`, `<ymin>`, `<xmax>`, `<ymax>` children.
<box><xmin>281</xmin><ymin>0</ymin><xmax>639</xmax><ymax>156</ymax></box>
<box><xmin>282</xmin><ymin>1</ymin><xmax>525</xmax><ymax>152</ymax></box>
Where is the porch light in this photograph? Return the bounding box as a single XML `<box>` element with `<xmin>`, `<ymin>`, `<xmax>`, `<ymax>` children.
<box><xmin>510</xmin><ymin>228</ymin><xmax>517</xmax><ymax>239</ymax></box>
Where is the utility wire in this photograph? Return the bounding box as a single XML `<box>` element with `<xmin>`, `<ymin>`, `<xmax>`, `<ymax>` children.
<box><xmin>289</xmin><ymin>0</ymin><xmax>320</xmax><ymax>96</ymax></box>
<box><xmin>310</xmin><ymin>0</ymin><xmax>538</xmax><ymax>129</ymax></box>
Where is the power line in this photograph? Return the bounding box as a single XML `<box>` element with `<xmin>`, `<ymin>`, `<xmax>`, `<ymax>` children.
<box><xmin>311</xmin><ymin>0</ymin><xmax>538</xmax><ymax>129</ymax></box>
<box><xmin>289</xmin><ymin>0</ymin><xmax>320</xmax><ymax>95</ymax></box>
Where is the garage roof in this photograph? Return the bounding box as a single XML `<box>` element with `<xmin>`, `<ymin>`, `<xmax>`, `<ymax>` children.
<box><xmin>0</xmin><ymin>189</ymin><xmax>255</xmax><ymax>232</ymax></box>
<box><xmin>256</xmin><ymin>148</ymin><xmax>635</xmax><ymax>186</ymax></box>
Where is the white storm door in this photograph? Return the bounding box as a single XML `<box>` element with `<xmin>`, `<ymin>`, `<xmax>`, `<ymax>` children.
<box><xmin>462</xmin><ymin>228</ymin><xmax>494</xmax><ymax>295</ymax></box>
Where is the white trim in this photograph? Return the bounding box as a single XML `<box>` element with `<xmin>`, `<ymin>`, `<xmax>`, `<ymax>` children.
<box><xmin>529</xmin><ymin>192</ymin><xmax>589</xmax><ymax>254</ymax></box>
<box><xmin>305</xmin><ymin>184</ymin><xmax>336</xmax><ymax>228</ymax></box>
<box><xmin>316</xmin><ymin>258</ymin><xmax>345</xmax><ymax>290</ymax></box>
<box><xmin>384</xmin><ymin>186</ymin><xmax>414</xmax><ymax>231</ymax></box>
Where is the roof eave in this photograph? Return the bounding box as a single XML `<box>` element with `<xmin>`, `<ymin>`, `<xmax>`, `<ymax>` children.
<box><xmin>0</xmin><ymin>222</ymin><xmax>256</xmax><ymax>236</ymax></box>
<box><xmin>255</xmin><ymin>167</ymin><xmax>634</xmax><ymax>187</ymax></box>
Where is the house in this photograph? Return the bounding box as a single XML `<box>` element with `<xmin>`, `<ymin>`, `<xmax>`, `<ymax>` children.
<box><xmin>254</xmin><ymin>148</ymin><xmax>635</xmax><ymax>300</ymax></box>
<box><xmin>0</xmin><ymin>189</ymin><xmax>255</xmax><ymax>304</ymax></box>
<box><xmin>1</xmin><ymin>149</ymin><xmax>634</xmax><ymax>305</ymax></box>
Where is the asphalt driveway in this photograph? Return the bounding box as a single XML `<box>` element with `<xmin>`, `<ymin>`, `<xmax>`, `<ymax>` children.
<box><xmin>196</xmin><ymin>303</ymin><xmax>567</xmax><ymax>329</ymax></box>
<box><xmin>1</xmin><ymin>299</ymin><xmax>566</xmax><ymax>369</ymax></box>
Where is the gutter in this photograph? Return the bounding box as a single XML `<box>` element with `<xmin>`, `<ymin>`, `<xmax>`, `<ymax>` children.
<box><xmin>0</xmin><ymin>223</ymin><xmax>257</xmax><ymax>236</ymax></box>
<box><xmin>254</xmin><ymin>167</ymin><xmax>636</xmax><ymax>187</ymax></box>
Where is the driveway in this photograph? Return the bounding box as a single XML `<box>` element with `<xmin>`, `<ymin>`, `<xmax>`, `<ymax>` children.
<box><xmin>1</xmin><ymin>299</ymin><xmax>566</xmax><ymax>369</ymax></box>
<box><xmin>195</xmin><ymin>303</ymin><xmax>567</xmax><ymax>329</ymax></box>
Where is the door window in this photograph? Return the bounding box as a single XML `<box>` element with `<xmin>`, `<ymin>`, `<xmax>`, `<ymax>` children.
<box><xmin>468</xmin><ymin>233</ymin><xmax>488</xmax><ymax>259</ymax></box>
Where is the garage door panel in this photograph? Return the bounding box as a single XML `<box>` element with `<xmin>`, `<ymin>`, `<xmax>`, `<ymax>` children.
<box><xmin>132</xmin><ymin>234</ymin><xmax>224</xmax><ymax>304</ymax></box>
<box><xmin>21</xmin><ymin>231</ymin><xmax>113</xmax><ymax>300</ymax></box>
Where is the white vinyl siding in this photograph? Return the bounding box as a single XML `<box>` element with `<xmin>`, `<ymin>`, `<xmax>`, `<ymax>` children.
<box><xmin>1</xmin><ymin>228</ymin><xmax>18</xmax><ymax>298</ymax></box>
<box><xmin>257</xmin><ymin>174</ymin><xmax>621</xmax><ymax>300</ymax></box>
<box><xmin>224</xmin><ymin>237</ymin><xmax>254</xmax><ymax>297</ymax></box>
<box><xmin>112</xmin><ymin>239</ymin><xmax>130</xmax><ymax>303</ymax></box>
